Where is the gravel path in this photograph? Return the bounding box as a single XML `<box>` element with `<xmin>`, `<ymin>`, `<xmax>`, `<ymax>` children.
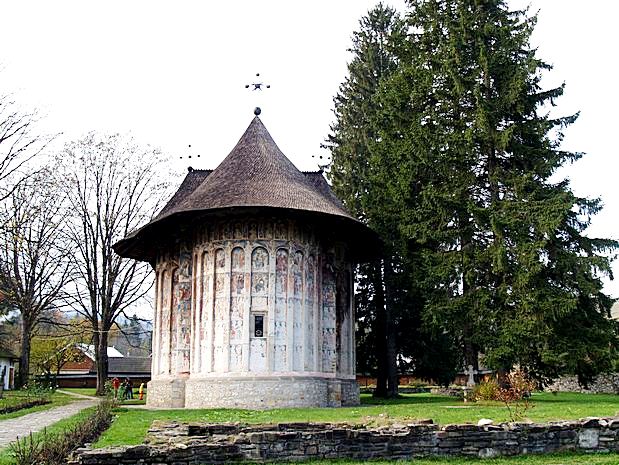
<box><xmin>0</xmin><ymin>392</ymin><xmax>98</xmax><ymax>448</ymax></box>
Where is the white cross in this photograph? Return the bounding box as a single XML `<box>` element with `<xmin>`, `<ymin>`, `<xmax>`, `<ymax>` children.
<box><xmin>465</xmin><ymin>364</ymin><xmax>478</xmax><ymax>387</ymax></box>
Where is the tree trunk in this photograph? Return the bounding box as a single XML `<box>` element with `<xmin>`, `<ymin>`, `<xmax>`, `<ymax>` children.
<box><xmin>371</xmin><ymin>261</ymin><xmax>388</xmax><ymax>397</ymax></box>
<box><xmin>383</xmin><ymin>259</ymin><xmax>399</xmax><ymax>398</ymax></box>
<box><xmin>459</xmin><ymin>211</ymin><xmax>478</xmax><ymax>373</ymax></box>
<box><xmin>463</xmin><ymin>325</ymin><xmax>479</xmax><ymax>371</ymax></box>
<box><xmin>18</xmin><ymin>320</ymin><xmax>31</xmax><ymax>388</ymax></box>
<box><xmin>94</xmin><ymin>329</ymin><xmax>109</xmax><ymax>396</ymax></box>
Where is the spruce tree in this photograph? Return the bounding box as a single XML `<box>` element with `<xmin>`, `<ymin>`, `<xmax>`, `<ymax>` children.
<box><xmin>329</xmin><ymin>3</ymin><xmax>462</xmax><ymax>392</ymax></box>
<box><xmin>374</xmin><ymin>0</ymin><xmax>618</xmax><ymax>383</ymax></box>
<box><xmin>327</xmin><ymin>4</ymin><xmax>407</xmax><ymax>396</ymax></box>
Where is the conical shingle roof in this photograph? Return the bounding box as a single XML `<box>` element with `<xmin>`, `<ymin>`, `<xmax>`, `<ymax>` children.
<box><xmin>165</xmin><ymin>117</ymin><xmax>355</xmax><ymax>220</ymax></box>
<box><xmin>114</xmin><ymin>116</ymin><xmax>376</xmax><ymax>262</ymax></box>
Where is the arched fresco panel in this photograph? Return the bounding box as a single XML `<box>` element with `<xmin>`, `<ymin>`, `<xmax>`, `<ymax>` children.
<box><xmin>172</xmin><ymin>250</ymin><xmax>192</xmax><ymax>375</ymax></box>
<box><xmin>170</xmin><ymin>268</ymin><xmax>179</xmax><ymax>373</ymax></box>
<box><xmin>229</xmin><ymin>247</ymin><xmax>246</xmax><ymax>371</ymax></box>
<box><xmin>304</xmin><ymin>255</ymin><xmax>316</xmax><ymax>371</ymax></box>
<box><xmin>291</xmin><ymin>250</ymin><xmax>304</xmax><ymax>371</ymax></box>
<box><xmin>213</xmin><ymin>248</ymin><xmax>227</xmax><ymax>372</ymax></box>
<box><xmin>199</xmin><ymin>250</ymin><xmax>212</xmax><ymax>373</ymax></box>
<box><xmin>321</xmin><ymin>256</ymin><xmax>337</xmax><ymax>373</ymax></box>
<box><xmin>249</xmin><ymin>246</ymin><xmax>269</xmax><ymax>372</ymax></box>
<box><xmin>159</xmin><ymin>269</ymin><xmax>171</xmax><ymax>375</ymax></box>
<box><xmin>274</xmin><ymin>248</ymin><xmax>288</xmax><ymax>371</ymax></box>
<box><xmin>336</xmin><ymin>267</ymin><xmax>353</xmax><ymax>376</ymax></box>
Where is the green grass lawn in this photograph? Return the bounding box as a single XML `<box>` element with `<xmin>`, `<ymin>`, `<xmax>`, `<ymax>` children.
<box><xmin>61</xmin><ymin>387</ymin><xmax>146</xmax><ymax>405</ymax></box>
<box><xmin>1</xmin><ymin>392</ymin><xmax>618</xmax><ymax>465</ymax></box>
<box><xmin>0</xmin><ymin>390</ymin><xmax>74</xmax><ymax>420</ymax></box>
<box><xmin>60</xmin><ymin>387</ymin><xmax>98</xmax><ymax>397</ymax></box>
<box><xmin>95</xmin><ymin>392</ymin><xmax>619</xmax><ymax>448</ymax></box>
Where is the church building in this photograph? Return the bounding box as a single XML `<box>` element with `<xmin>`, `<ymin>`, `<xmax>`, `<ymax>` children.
<box><xmin>114</xmin><ymin>113</ymin><xmax>377</xmax><ymax>408</ymax></box>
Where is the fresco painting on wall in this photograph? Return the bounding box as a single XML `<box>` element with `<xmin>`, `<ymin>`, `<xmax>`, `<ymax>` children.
<box><xmin>274</xmin><ymin>248</ymin><xmax>288</xmax><ymax>370</ymax></box>
<box><xmin>250</xmin><ymin>246</ymin><xmax>270</xmax><ymax>371</ymax></box>
<box><xmin>292</xmin><ymin>251</ymin><xmax>304</xmax><ymax>371</ymax></box>
<box><xmin>214</xmin><ymin>248</ymin><xmax>227</xmax><ymax>372</ymax></box>
<box><xmin>171</xmin><ymin>269</ymin><xmax>179</xmax><ymax>372</ymax></box>
<box><xmin>159</xmin><ymin>270</ymin><xmax>171</xmax><ymax>375</ymax></box>
<box><xmin>305</xmin><ymin>255</ymin><xmax>316</xmax><ymax>371</ymax></box>
<box><xmin>176</xmin><ymin>250</ymin><xmax>193</xmax><ymax>373</ymax></box>
<box><xmin>230</xmin><ymin>247</ymin><xmax>246</xmax><ymax>371</ymax></box>
<box><xmin>196</xmin><ymin>250</ymin><xmax>211</xmax><ymax>373</ymax></box>
<box><xmin>322</xmin><ymin>258</ymin><xmax>337</xmax><ymax>373</ymax></box>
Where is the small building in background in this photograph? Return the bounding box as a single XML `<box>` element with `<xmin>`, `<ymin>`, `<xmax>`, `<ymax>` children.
<box><xmin>56</xmin><ymin>344</ymin><xmax>150</xmax><ymax>388</ymax></box>
<box><xmin>0</xmin><ymin>347</ymin><xmax>18</xmax><ymax>390</ymax></box>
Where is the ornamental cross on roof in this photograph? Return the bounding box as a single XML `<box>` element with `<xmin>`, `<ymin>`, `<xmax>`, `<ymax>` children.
<box><xmin>245</xmin><ymin>72</ymin><xmax>270</xmax><ymax>91</ymax></box>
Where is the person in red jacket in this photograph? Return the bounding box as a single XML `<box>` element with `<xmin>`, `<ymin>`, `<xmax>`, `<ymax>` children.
<box><xmin>112</xmin><ymin>377</ymin><xmax>120</xmax><ymax>399</ymax></box>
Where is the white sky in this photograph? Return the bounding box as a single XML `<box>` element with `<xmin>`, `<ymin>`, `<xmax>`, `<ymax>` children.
<box><xmin>0</xmin><ymin>0</ymin><xmax>617</xmax><ymax>299</ymax></box>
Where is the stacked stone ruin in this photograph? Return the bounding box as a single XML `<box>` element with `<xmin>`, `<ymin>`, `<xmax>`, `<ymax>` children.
<box><xmin>70</xmin><ymin>418</ymin><xmax>619</xmax><ymax>464</ymax></box>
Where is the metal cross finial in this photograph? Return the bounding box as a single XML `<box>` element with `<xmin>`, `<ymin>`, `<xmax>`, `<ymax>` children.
<box><xmin>312</xmin><ymin>154</ymin><xmax>331</xmax><ymax>172</ymax></box>
<box><xmin>245</xmin><ymin>73</ymin><xmax>270</xmax><ymax>91</ymax></box>
<box><xmin>179</xmin><ymin>144</ymin><xmax>201</xmax><ymax>161</ymax></box>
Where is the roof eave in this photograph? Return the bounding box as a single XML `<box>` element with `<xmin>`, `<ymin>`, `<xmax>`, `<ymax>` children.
<box><xmin>113</xmin><ymin>206</ymin><xmax>382</xmax><ymax>263</ymax></box>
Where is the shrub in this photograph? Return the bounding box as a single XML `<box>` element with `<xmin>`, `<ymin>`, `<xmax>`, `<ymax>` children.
<box><xmin>9</xmin><ymin>399</ymin><xmax>114</xmax><ymax>465</ymax></box>
<box><xmin>405</xmin><ymin>379</ymin><xmax>428</xmax><ymax>388</ymax></box>
<box><xmin>103</xmin><ymin>380</ymin><xmax>114</xmax><ymax>398</ymax></box>
<box><xmin>22</xmin><ymin>378</ymin><xmax>56</xmax><ymax>399</ymax></box>
<box><xmin>473</xmin><ymin>379</ymin><xmax>501</xmax><ymax>401</ymax></box>
<box><xmin>498</xmin><ymin>370</ymin><xmax>537</xmax><ymax>422</ymax></box>
<box><xmin>0</xmin><ymin>398</ymin><xmax>50</xmax><ymax>415</ymax></box>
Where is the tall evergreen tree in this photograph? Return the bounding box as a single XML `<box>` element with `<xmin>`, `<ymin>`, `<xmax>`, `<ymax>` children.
<box><xmin>327</xmin><ymin>4</ymin><xmax>407</xmax><ymax>396</ymax></box>
<box><xmin>329</xmin><ymin>4</ymin><xmax>462</xmax><ymax>393</ymax></box>
<box><xmin>372</xmin><ymin>0</ymin><xmax>617</xmax><ymax>383</ymax></box>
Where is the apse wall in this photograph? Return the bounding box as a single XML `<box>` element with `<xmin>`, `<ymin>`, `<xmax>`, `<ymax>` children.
<box><xmin>148</xmin><ymin>217</ymin><xmax>358</xmax><ymax>408</ymax></box>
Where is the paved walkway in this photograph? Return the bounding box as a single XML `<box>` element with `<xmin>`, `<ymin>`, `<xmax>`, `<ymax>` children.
<box><xmin>0</xmin><ymin>391</ymin><xmax>98</xmax><ymax>448</ymax></box>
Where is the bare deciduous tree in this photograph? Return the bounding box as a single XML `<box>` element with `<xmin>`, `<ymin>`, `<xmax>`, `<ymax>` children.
<box><xmin>59</xmin><ymin>133</ymin><xmax>170</xmax><ymax>395</ymax></box>
<box><xmin>0</xmin><ymin>172</ymin><xmax>72</xmax><ymax>386</ymax></box>
<box><xmin>0</xmin><ymin>92</ymin><xmax>53</xmax><ymax>202</ymax></box>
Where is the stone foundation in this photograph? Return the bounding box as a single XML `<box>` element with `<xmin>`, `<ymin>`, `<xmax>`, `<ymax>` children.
<box><xmin>181</xmin><ymin>376</ymin><xmax>358</xmax><ymax>409</ymax></box>
<box><xmin>146</xmin><ymin>378</ymin><xmax>187</xmax><ymax>408</ymax></box>
<box><xmin>70</xmin><ymin>417</ymin><xmax>619</xmax><ymax>464</ymax></box>
<box><xmin>339</xmin><ymin>378</ymin><xmax>360</xmax><ymax>406</ymax></box>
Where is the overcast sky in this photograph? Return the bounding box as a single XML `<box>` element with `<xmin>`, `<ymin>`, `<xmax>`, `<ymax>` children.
<box><xmin>1</xmin><ymin>0</ymin><xmax>617</xmax><ymax>299</ymax></box>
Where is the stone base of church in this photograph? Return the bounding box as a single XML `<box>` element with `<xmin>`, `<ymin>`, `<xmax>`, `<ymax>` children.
<box><xmin>146</xmin><ymin>377</ymin><xmax>187</xmax><ymax>408</ymax></box>
<box><xmin>147</xmin><ymin>376</ymin><xmax>360</xmax><ymax>409</ymax></box>
<box><xmin>339</xmin><ymin>378</ymin><xmax>361</xmax><ymax>406</ymax></box>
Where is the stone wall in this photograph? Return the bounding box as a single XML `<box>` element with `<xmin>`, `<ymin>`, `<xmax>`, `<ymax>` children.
<box><xmin>184</xmin><ymin>376</ymin><xmax>353</xmax><ymax>409</ymax></box>
<box><xmin>70</xmin><ymin>418</ymin><xmax>619</xmax><ymax>464</ymax></box>
<box><xmin>546</xmin><ymin>374</ymin><xmax>619</xmax><ymax>394</ymax></box>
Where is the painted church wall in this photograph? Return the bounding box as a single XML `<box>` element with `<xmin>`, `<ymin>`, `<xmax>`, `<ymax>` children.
<box><xmin>274</xmin><ymin>248</ymin><xmax>288</xmax><ymax>371</ymax></box>
<box><xmin>291</xmin><ymin>250</ymin><xmax>304</xmax><ymax>371</ymax></box>
<box><xmin>250</xmin><ymin>246</ymin><xmax>269</xmax><ymax>372</ymax></box>
<box><xmin>213</xmin><ymin>248</ymin><xmax>227</xmax><ymax>372</ymax></box>
<box><xmin>321</xmin><ymin>254</ymin><xmax>337</xmax><ymax>373</ymax></box>
<box><xmin>159</xmin><ymin>269</ymin><xmax>171</xmax><ymax>375</ymax></box>
<box><xmin>229</xmin><ymin>246</ymin><xmax>246</xmax><ymax>372</ymax></box>
<box><xmin>175</xmin><ymin>250</ymin><xmax>192</xmax><ymax>375</ymax></box>
<box><xmin>152</xmin><ymin>218</ymin><xmax>355</xmax><ymax>380</ymax></box>
<box><xmin>304</xmin><ymin>255</ymin><xmax>316</xmax><ymax>371</ymax></box>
